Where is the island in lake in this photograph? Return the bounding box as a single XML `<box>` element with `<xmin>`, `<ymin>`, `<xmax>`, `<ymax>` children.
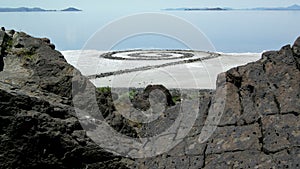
<box><xmin>0</xmin><ymin>7</ymin><xmax>82</xmax><ymax>12</ymax></box>
<box><xmin>164</xmin><ymin>4</ymin><xmax>300</xmax><ymax>11</ymax></box>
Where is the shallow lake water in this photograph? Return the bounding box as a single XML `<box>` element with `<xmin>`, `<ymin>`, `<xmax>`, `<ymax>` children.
<box><xmin>1</xmin><ymin>10</ymin><xmax>300</xmax><ymax>52</ymax></box>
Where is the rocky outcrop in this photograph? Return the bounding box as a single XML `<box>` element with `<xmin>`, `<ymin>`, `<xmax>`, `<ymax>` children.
<box><xmin>0</xmin><ymin>28</ymin><xmax>299</xmax><ymax>169</ymax></box>
<box><xmin>131</xmin><ymin>85</ymin><xmax>175</xmax><ymax>111</ymax></box>
<box><xmin>129</xmin><ymin>38</ymin><xmax>300</xmax><ymax>168</ymax></box>
<box><xmin>0</xmin><ymin>29</ymin><xmax>130</xmax><ymax>168</ymax></box>
<box><xmin>203</xmin><ymin>40</ymin><xmax>300</xmax><ymax>168</ymax></box>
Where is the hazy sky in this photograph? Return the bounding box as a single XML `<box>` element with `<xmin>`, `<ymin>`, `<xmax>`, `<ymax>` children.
<box><xmin>1</xmin><ymin>0</ymin><xmax>300</xmax><ymax>11</ymax></box>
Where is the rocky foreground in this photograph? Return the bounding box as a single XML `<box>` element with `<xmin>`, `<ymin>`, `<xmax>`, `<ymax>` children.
<box><xmin>0</xmin><ymin>29</ymin><xmax>299</xmax><ymax>168</ymax></box>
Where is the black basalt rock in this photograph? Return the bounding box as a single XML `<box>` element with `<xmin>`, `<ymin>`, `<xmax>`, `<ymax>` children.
<box><xmin>293</xmin><ymin>36</ymin><xmax>300</xmax><ymax>56</ymax></box>
<box><xmin>0</xmin><ymin>28</ymin><xmax>130</xmax><ymax>169</ymax></box>
<box><xmin>0</xmin><ymin>55</ymin><xmax>3</xmax><ymax>71</ymax></box>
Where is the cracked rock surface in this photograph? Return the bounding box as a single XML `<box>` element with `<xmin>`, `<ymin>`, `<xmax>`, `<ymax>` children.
<box><xmin>0</xmin><ymin>29</ymin><xmax>299</xmax><ymax>169</ymax></box>
<box><xmin>124</xmin><ymin>37</ymin><xmax>300</xmax><ymax>168</ymax></box>
<box><xmin>0</xmin><ymin>30</ymin><xmax>131</xmax><ymax>168</ymax></box>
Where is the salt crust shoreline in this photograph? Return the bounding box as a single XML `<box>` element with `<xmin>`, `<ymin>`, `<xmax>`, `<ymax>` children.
<box><xmin>61</xmin><ymin>50</ymin><xmax>261</xmax><ymax>89</ymax></box>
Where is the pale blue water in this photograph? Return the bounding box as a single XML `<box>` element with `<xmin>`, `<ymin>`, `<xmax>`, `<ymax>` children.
<box><xmin>1</xmin><ymin>10</ymin><xmax>300</xmax><ymax>52</ymax></box>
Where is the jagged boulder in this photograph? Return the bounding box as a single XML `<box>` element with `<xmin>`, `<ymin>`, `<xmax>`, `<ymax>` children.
<box><xmin>131</xmin><ymin>84</ymin><xmax>175</xmax><ymax>111</ymax></box>
<box><xmin>0</xmin><ymin>29</ymin><xmax>130</xmax><ymax>169</ymax></box>
<box><xmin>203</xmin><ymin>38</ymin><xmax>300</xmax><ymax>168</ymax></box>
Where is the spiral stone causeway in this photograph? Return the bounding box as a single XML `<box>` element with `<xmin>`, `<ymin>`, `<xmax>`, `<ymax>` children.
<box><xmin>86</xmin><ymin>50</ymin><xmax>219</xmax><ymax>80</ymax></box>
<box><xmin>101</xmin><ymin>50</ymin><xmax>195</xmax><ymax>60</ymax></box>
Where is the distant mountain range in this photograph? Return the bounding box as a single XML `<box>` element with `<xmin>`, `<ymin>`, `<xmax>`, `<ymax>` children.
<box><xmin>164</xmin><ymin>4</ymin><xmax>300</xmax><ymax>11</ymax></box>
<box><xmin>0</xmin><ymin>7</ymin><xmax>82</xmax><ymax>12</ymax></box>
<box><xmin>251</xmin><ymin>4</ymin><xmax>300</xmax><ymax>10</ymax></box>
<box><xmin>164</xmin><ymin>7</ymin><xmax>230</xmax><ymax>11</ymax></box>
